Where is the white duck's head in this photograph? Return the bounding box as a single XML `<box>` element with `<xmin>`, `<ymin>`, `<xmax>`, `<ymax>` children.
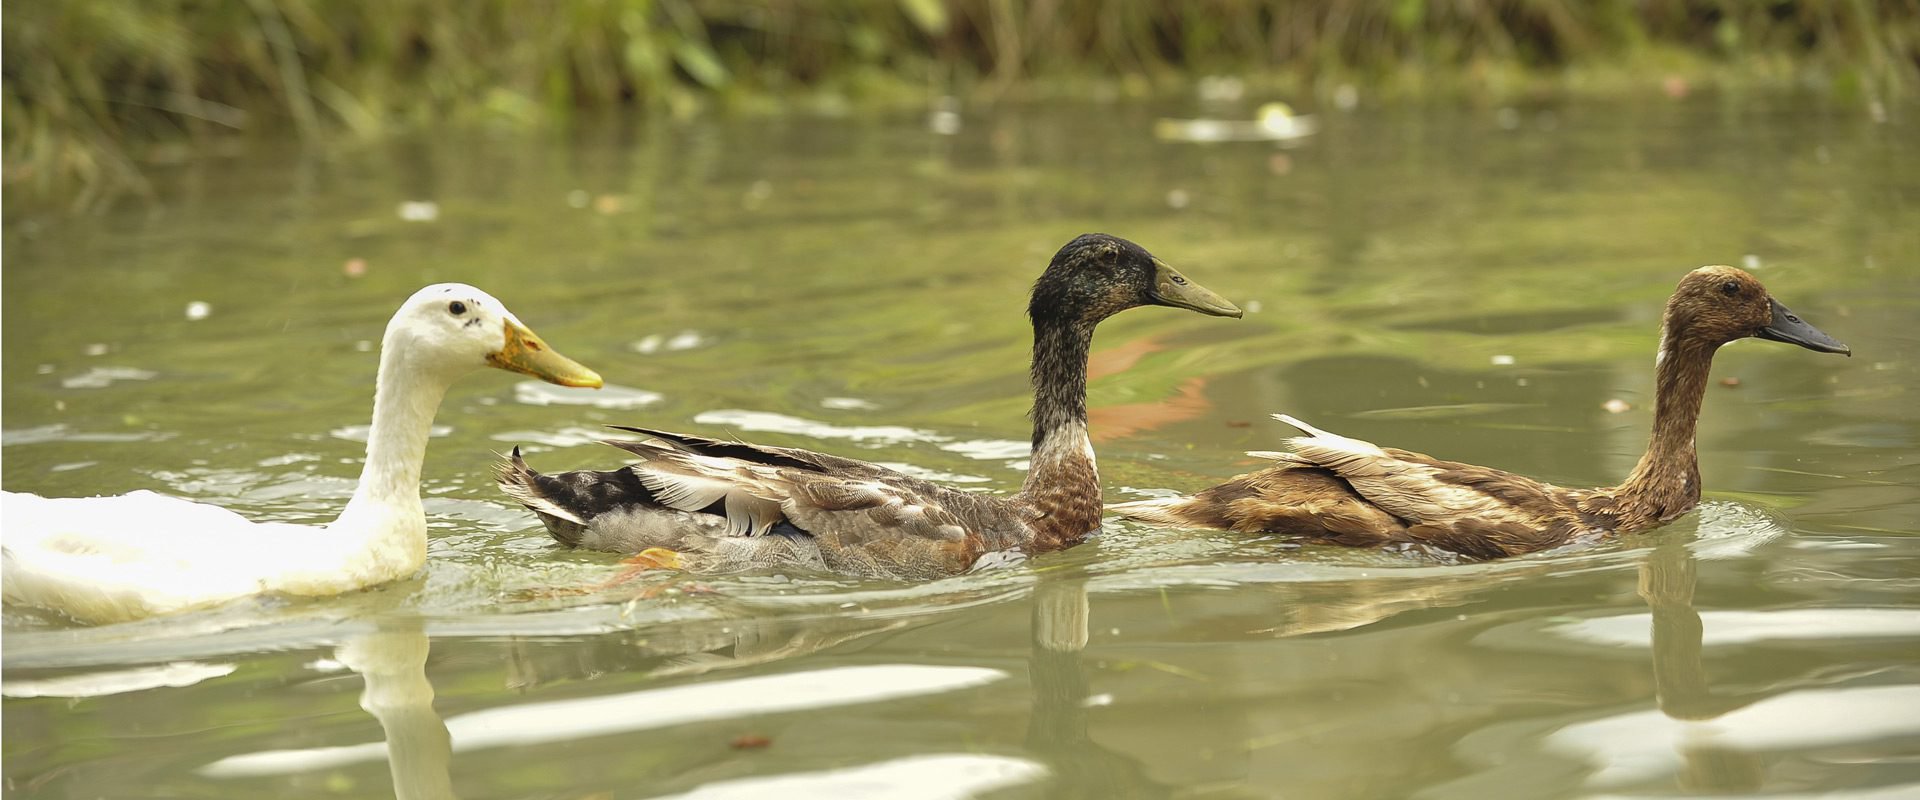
<box><xmin>384</xmin><ymin>283</ymin><xmax>603</xmax><ymax>388</ymax></box>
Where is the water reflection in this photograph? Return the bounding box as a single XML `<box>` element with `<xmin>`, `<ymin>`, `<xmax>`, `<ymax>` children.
<box><xmin>1025</xmin><ymin>576</ymin><xmax>1169</xmax><ymax>798</ymax></box>
<box><xmin>188</xmin><ymin>579</ymin><xmax>1181</xmax><ymax>798</ymax></box>
<box><xmin>1635</xmin><ymin>534</ymin><xmax>1765</xmax><ymax>790</ymax></box>
<box><xmin>336</xmin><ymin>618</ymin><xmax>455</xmax><ymax>800</ymax></box>
<box><xmin>1500</xmin><ymin>530</ymin><xmax>1920</xmax><ymax>795</ymax></box>
<box><xmin>502</xmin><ymin>610</ymin><xmax>922</xmax><ymax>687</ymax></box>
<box><xmin>208</xmin><ymin>645</ymin><xmax>1006</xmax><ymax>784</ymax></box>
<box><xmin>197</xmin><ymin>617</ymin><xmax>454</xmax><ymax>800</ymax></box>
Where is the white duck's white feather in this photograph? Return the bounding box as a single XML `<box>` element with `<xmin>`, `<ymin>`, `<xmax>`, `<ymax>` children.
<box><xmin>1</xmin><ymin>284</ymin><xmax>584</xmax><ymax>625</ymax></box>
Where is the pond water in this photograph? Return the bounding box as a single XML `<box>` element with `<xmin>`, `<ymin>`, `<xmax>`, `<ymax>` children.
<box><xmin>3</xmin><ymin>94</ymin><xmax>1917</xmax><ymax>799</ymax></box>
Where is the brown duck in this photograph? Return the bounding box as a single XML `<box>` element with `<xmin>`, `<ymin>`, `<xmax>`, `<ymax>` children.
<box><xmin>1109</xmin><ymin>266</ymin><xmax>1850</xmax><ymax>559</ymax></box>
<box><xmin>499</xmin><ymin>234</ymin><xmax>1242</xmax><ymax>579</ymax></box>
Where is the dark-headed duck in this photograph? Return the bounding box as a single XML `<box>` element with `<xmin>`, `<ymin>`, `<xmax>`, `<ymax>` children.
<box><xmin>500</xmin><ymin>234</ymin><xmax>1243</xmax><ymax>579</ymax></box>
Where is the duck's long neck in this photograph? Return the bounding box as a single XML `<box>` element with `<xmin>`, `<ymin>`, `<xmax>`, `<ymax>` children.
<box><xmin>327</xmin><ymin>333</ymin><xmax>452</xmax><ymax>573</ymax></box>
<box><xmin>1615</xmin><ymin>327</ymin><xmax>1714</xmax><ymax>525</ymax></box>
<box><xmin>1020</xmin><ymin>317</ymin><xmax>1102</xmax><ymax>550</ymax></box>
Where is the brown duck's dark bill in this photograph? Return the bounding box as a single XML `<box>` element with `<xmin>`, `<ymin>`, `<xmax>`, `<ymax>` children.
<box><xmin>1756</xmin><ymin>298</ymin><xmax>1851</xmax><ymax>356</ymax></box>
<box><xmin>1150</xmin><ymin>260</ymin><xmax>1243</xmax><ymax>318</ymax></box>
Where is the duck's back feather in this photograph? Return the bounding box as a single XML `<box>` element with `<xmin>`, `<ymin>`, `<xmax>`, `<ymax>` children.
<box><xmin>1110</xmin><ymin>416</ymin><xmax>1605</xmax><ymax>559</ymax></box>
<box><xmin>498</xmin><ymin>434</ymin><xmax>1038</xmax><ymax>580</ymax></box>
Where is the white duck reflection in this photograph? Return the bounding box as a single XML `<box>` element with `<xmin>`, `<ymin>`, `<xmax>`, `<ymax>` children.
<box><xmin>200</xmin><ymin>613</ymin><xmax>1014</xmax><ymax>797</ymax></box>
<box><xmin>336</xmin><ymin>618</ymin><xmax>456</xmax><ymax>800</ymax></box>
<box><xmin>197</xmin><ymin>616</ymin><xmax>455</xmax><ymax>800</ymax></box>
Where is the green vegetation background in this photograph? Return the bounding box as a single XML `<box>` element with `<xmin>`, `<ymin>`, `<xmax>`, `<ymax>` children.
<box><xmin>5</xmin><ymin>0</ymin><xmax>1917</xmax><ymax>205</ymax></box>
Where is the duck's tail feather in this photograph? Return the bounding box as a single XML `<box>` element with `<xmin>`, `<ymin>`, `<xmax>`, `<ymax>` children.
<box><xmin>1272</xmin><ymin>413</ymin><xmax>1334</xmax><ymax>438</ymax></box>
<box><xmin>1105</xmin><ymin>495</ymin><xmax>1205</xmax><ymax>527</ymax></box>
<box><xmin>496</xmin><ymin>447</ymin><xmax>661</xmax><ymax>547</ymax></box>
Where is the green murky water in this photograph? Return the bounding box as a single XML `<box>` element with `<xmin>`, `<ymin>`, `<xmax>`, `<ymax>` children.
<box><xmin>4</xmin><ymin>95</ymin><xmax>1917</xmax><ymax>799</ymax></box>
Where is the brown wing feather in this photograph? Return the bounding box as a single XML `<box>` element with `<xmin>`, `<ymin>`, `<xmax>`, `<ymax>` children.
<box><xmin>1114</xmin><ymin>415</ymin><xmax>1599</xmax><ymax>559</ymax></box>
<box><xmin>573</xmin><ymin>427</ymin><xmax>1041</xmax><ymax>579</ymax></box>
<box><xmin>778</xmin><ymin>470</ymin><xmax>1032</xmax><ymax>580</ymax></box>
<box><xmin>606</xmin><ymin>426</ymin><xmax>875</xmax><ymax>473</ymax></box>
<box><xmin>1264</xmin><ymin>419</ymin><xmax>1577</xmax><ymax>531</ymax></box>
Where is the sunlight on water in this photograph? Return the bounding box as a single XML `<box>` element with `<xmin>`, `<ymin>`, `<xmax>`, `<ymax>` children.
<box><xmin>1544</xmin><ymin>686</ymin><xmax>1920</xmax><ymax>789</ymax></box>
<box><xmin>0</xmin><ymin>661</ymin><xmax>236</xmax><ymax>698</ymax></box>
<box><xmin>1543</xmin><ymin>608</ymin><xmax>1920</xmax><ymax>649</ymax></box>
<box><xmin>1</xmin><ymin>424</ymin><xmax>177</xmax><ymax>445</ymax></box>
<box><xmin>200</xmin><ymin>664</ymin><xmax>1007</xmax><ymax>775</ymax></box>
<box><xmin>650</xmin><ymin>755</ymin><xmax>1048</xmax><ymax>800</ymax></box>
<box><xmin>59</xmin><ymin>366</ymin><xmax>159</xmax><ymax>389</ymax></box>
<box><xmin>692</xmin><ymin>409</ymin><xmax>947</xmax><ymax>447</ymax></box>
<box><xmin>512</xmin><ymin>380</ymin><xmax>662</xmax><ymax>410</ymax></box>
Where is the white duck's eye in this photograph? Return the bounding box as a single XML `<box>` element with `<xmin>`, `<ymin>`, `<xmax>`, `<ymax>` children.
<box><xmin>448</xmin><ymin>301</ymin><xmax>467</xmax><ymax>316</ymax></box>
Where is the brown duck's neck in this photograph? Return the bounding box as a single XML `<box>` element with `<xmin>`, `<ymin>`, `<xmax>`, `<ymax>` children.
<box><xmin>1020</xmin><ymin>318</ymin><xmax>1103</xmax><ymax>550</ymax></box>
<box><xmin>1616</xmin><ymin>333</ymin><xmax>1715</xmax><ymax>523</ymax></box>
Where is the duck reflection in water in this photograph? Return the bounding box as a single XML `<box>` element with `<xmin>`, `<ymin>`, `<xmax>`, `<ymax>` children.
<box><xmin>1025</xmin><ymin>576</ymin><xmax>1171</xmax><ymax>799</ymax></box>
<box><xmin>1637</xmin><ymin>534</ymin><xmax>1764</xmax><ymax>792</ymax></box>
<box><xmin>196</xmin><ymin>615</ymin><xmax>457</xmax><ymax>800</ymax></box>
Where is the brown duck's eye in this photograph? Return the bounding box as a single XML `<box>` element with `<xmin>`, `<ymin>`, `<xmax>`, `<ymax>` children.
<box><xmin>1720</xmin><ymin>280</ymin><xmax>1740</xmax><ymax>297</ymax></box>
<box><xmin>448</xmin><ymin>301</ymin><xmax>467</xmax><ymax>316</ymax></box>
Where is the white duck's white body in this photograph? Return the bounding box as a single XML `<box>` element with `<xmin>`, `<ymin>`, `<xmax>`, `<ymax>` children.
<box><xmin>1</xmin><ymin>284</ymin><xmax>600</xmax><ymax>625</ymax></box>
<box><xmin>1</xmin><ymin>490</ymin><xmax>422</xmax><ymax>621</ymax></box>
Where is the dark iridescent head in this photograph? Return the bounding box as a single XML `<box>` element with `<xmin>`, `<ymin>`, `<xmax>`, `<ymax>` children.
<box><xmin>1028</xmin><ymin>233</ymin><xmax>1243</xmax><ymax>327</ymax></box>
<box><xmin>1664</xmin><ymin>266</ymin><xmax>1849</xmax><ymax>356</ymax></box>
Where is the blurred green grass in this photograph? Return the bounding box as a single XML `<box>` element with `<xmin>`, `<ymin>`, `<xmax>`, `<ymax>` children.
<box><xmin>5</xmin><ymin>0</ymin><xmax>1917</xmax><ymax>208</ymax></box>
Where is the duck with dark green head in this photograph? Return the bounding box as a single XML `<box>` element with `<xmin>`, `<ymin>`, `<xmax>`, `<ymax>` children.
<box><xmin>499</xmin><ymin>233</ymin><xmax>1241</xmax><ymax>580</ymax></box>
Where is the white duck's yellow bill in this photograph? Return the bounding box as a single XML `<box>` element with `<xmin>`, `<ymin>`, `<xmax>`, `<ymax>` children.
<box><xmin>488</xmin><ymin>321</ymin><xmax>603</xmax><ymax>388</ymax></box>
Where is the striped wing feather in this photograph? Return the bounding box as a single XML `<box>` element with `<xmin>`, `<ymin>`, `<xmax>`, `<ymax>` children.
<box><xmin>506</xmin><ymin>428</ymin><xmax>1036</xmax><ymax>578</ymax></box>
<box><xmin>1115</xmin><ymin>415</ymin><xmax>1595</xmax><ymax>559</ymax></box>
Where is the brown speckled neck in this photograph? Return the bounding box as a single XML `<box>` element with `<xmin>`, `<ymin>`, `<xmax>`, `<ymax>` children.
<box><xmin>1021</xmin><ymin>317</ymin><xmax>1103</xmax><ymax>550</ymax></box>
<box><xmin>1615</xmin><ymin>324</ymin><xmax>1714</xmax><ymax>527</ymax></box>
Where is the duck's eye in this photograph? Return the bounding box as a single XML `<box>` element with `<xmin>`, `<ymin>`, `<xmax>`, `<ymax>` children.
<box><xmin>448</xmin><ymin>301</ymin><xmax>467</xmax><ymax>316</ymax></box>
<box><xmin>1720</xmin><ymin>280</ymin><xmax>1740</xmax><ymax>297</ymax></box>
<box><xmin>1170</xmin><ymin>274</ymin><xmax>1188</xmax><ymax>286</ymax></box>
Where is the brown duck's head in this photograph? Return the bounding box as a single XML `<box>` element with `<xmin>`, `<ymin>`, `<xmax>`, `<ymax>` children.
<box><xmin>1666</xmin><ymin>266</ymin><xmax>1850</xmax><ymax>356</ymax></box>
<box><xmin>1029</xmin><ymin>233</ymin><xmax>1243</xmax><ymax>327</ymax></box>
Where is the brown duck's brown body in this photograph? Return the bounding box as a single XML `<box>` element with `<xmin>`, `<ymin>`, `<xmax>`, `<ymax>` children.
<box><xmin>1112</xmin><ymin>265</ymin><xmax>1850</xmax><ymax>560</ymax></box>
<box><xmin>498</xmin><ymin>233</ymin><xmax>1241</xmax><ymax>580</ymax></box>
<box><xmin>1135</xmin><ymin>445</ymin><xmax>1686</xmax><ymax>560</ymax></box>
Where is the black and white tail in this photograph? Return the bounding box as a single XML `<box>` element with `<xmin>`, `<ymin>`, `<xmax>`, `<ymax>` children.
<box><xmin>496</xmin><ymin>447</ymin><xmax>654</xmax><ymax>547</ymax></box>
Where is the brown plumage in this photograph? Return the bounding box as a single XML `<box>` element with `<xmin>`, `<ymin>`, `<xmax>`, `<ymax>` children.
<box><xmin>499</xmin><ymin>233</ymin><xmax>1242</xmax><ymax>579</ymax></box>
<box><xmin>1110</xmin><ymin>266</ymin><xmax>1851</xmax><ymax>559</ymax></box>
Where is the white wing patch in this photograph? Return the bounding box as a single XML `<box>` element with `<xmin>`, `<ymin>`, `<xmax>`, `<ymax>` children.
<box><xmin>632</xmin><ymin>449</ymin><xmax>791</xmax><ymax>537</ymax></box>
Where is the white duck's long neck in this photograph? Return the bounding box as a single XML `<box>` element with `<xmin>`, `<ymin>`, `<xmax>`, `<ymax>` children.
<box><xmin>327</xmin><ymin>327</ymin><xmax>455</xmax><ymax>571</ymax></box>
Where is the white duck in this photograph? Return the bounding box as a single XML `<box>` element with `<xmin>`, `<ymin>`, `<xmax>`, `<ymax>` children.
<box><xmin>1</xmin><ymin>284</ymin><xmax>602</xmax><ymax>624</ymax></box>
